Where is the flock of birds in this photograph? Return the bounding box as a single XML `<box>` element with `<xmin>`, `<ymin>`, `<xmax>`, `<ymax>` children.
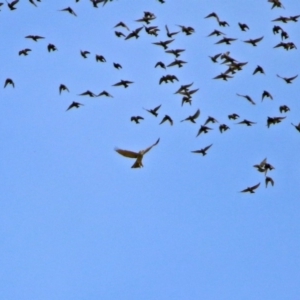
<box><xmin>1</xmin><ymin>0</ymin><xmax>299</xmax><ymax>194</ymax></box>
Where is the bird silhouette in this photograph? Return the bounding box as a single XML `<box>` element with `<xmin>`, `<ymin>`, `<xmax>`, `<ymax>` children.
<box><xmin>159</xmin><ymin>115</ymin><xmax>173</xmax><ymax>126</ymax></box>
<box><xmin>78</xmin><ymin>90</ymin><xmax>96</xmax><ymax>97</ymax></box>
<box><xmin>277</xmin><ymin>74</ymin><xmax>298</xmax><ymax>83</ymax></box>
<box><xmin>143</xmin><ymin>105</ymin><xmax>161</xmax><ymax>117</ymax></box>
<box><xmin>228</xmin><ymin>113</ymin><xmax>239</xmax><ymax>120</ymax></box>
<box><xmin>66</xmin><ymin>101</ymin><xmax>83</xmax><ymax>111</ymax></box>
<box><xmin>265</xmin><ymin>177</ymin><xmax>274</xmax><ymax>188</ymax></box>
<box><xmin>59</xmin><ymin>84</ymin><xmax>69</xmax><ymax>94</ymax></box>
<box><xmin>243</xmin><ymin>36</ymin><xmax>264</xmax><ymax>46</ymax></box>
<box><xmin>113</xmin><ymin>63</ymin><xmax>122</xmax><ymax>69</ymax></box>
<box><xmin>47</xmin><ymin>44</ymin><xmax>57</xmax><ymax>52</ymax></box>
<box><xmin>59</xmin><ymin>7</ymin><xmax>77</xmax><ymax>16</ymax></box>
<box><xmin>98</xmin><ymin>90</ymin><xmax>113</xmax><ymax>97</ymax></box>
<box><xmin>236</xmin><ymin>119</ymin><xmax>256</xmax><ymax>126</ymax></box>
<box><xmin>25</xmin><ymin>35</ymin><xmax>44</xmax><ymax>41</ymax></box>
<box><xmin>80</xmin><ymin>50</ymin><xmax>90</xmax><ymax>58</ymax></box>
<box><xmin>262</xmin><ymin>90</ymin><xmax>273</xmax><ymax>101</ymax></box>
<box><xmin>291</xmin><ymin>123</ymin><xmax>300</xmax><ymax>132</ymax></box>
<box><xmin>238</xmin><ymin>23</ymin><xmax>249</xmax><ymax>31</ymax></box>
<box><xmin>165</xmin><ymin>25</ymin><xmax>179</xmax><ymax>38</ymax></box>
<box><xmin>114</xmin><ymin>21</ymin><xmax>129</xmax><ymax>31</ymax></box>
<box><xmin>19</xmin><ymin>48</ymin><xmax>31</xmax><ymax>56</ymax></box>
<box><xmin>196</xmin><ymin>125</ymin><xmax>213</xmax><ymax>137</ymax></box>
<box><xmin>96</xmin><ymin>55</ymin><xmax>106</xmax><ymax>62</ymax></box>
<box><xmin>177</xmin><ymin>25</ymin><xmax>195</xmax><ymax>35</ymax></box>
<box><xmin>131</xmin><ymin>116</ymin><xmax>144</xmax><ymax>124</ymax></box>
<box><xmin>4</xmin><ymin>78</ymin><xmax>14</xmax><ymax>88</ymax></box>
<box><xmin>152</xmin><ymin>39</ymin><xmax>174</xmax><ymax>50</ymax></box>
<box><xmin>191</xmin><ymin>144</ymin><xmax>213</xmax><ymax>156</ymax></box>
<box><xmin>240</xmin><ymin>182</ymin><xmax>260</xmax><ymax>193</ymax></box>
<box><xmin>207</xmin><ymin>30</ymin><xmax>225</xmax><ymax>37</ymax></box>
<box><xmin>112</xmin><ymin>80</ymin><xmax>134</xmax><ymax>88</ymax></box>
<box><xmin>7</xmin><ymin>0</ymin><xmax>19</xmax><ymax>10</ymax></box>
<box><xmin>219</xmin><ymin>124</ymin><xmax>230</xmax><ymax>133</ymax></box>
<box><xmin>181</xmin><ymin>109</ymin><xmax>200</xmax><ymax>123</ymax></box>
<box><xmin>155</xmin><ymin>61</ymin><xmax>166</xmax><ymax>69</ymax></box>
<box><xmin>279</xmin><ymin>105</ymin><xmax>290</xmax><ymax>113</ymax></box>
<box><xmin>236</xmin><ymin>93</ymin><xmax>256</xmax><ymax>105</ymax></box>
<box><xmin>159</xmin><ymin>75</ymin><xmax>178</xmax><ymax>84</ymax></box>
<box><xmin>165</xmin><ymin>49</ymin><xmax>185</xmax><ymax>58</ymax></box>
<box><xmin>253</xmin><ymin>65</ymin><xmax>264</xmax><ymax>75</ymax></box>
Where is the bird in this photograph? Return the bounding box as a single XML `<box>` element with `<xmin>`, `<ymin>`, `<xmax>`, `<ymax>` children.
<box><xmin>80</xmin><ymin>50</ymin><xmax>90</xmax><ymax>58</ymax></box>
<box><xmin>238</xmin><ymin>23</ymin><xmax>249</xmax><ymax>31</ymax></box>
<box><xmin>25</xmin><ymin>35</ymin><xmax>45</xmax><ymax>41</ymax></box>
<box><xmin>205</xmin><ymin>12</ymin><xmax>220</xmax><ymax>22</ymax></box>
<box><xmin>240</xmin><ymin>182</ymin><xmax>260</xmax><ymax>193</ymax></box>
<box><xmin>262</xmin><ymin>91</ymin><xmax>273</xmax><ymax>101</ymax></box>
<box><xmin>265</xmin><ymin>177</ymin><xmax>274</xmax><ymax>188</ymax></box>
<box><xmin>7</xmin><ymin>0</ymin><xmax>19</xmax><ymax>10</ymax></box>
<box><xmin>115</xmin><ymin>138</ymin><xmax>160</xmax><ymax>168</ymax></box>
<box><xmin>144</xmin><ymin>26</ymin><xmax>159</xmax><ymax>36</ymax></box>
<box><xmin>181</xmin><ymin>109</ymin><xmax>200</xmax><ymax>123</ymax></box>
<box><xmin>114</xmin><ymin>31</ymin><xmax>126</xmax><ymax>38</ymax></box>
<box><xmin>59</xmin><ymin>7</ymin><xmax>77</xmax><ymax>16</ymax></box>
<box><xmin>207</xmin><ymin>30</ymin><xmax>225</xmax><ymax>37</ymax></box>
<box><xmin>218</xmin><ymin>20</ymin><xmax>229</xmax><ymax>27</ymax></box>
<box><xmin>98</xmin><ymin>90</ymin><xmax>113</xmax><ymax>98</ymax></box>
<box><xmin>196</xmin><ymin>125</ymin><xmax>213</xmax><ymax>137</ymax></box>
<box><xmin>174</xmin><ymin>82</ymin><xmax>194</xmax><ymax>94</ymax></box>
<box><xmin>277</xmin><ymin>74</ymin><xmax>298</xmax><ymax>84</ymax></box>
<box><xmin>66</xmin><ymin>101</ymin><xmax>83</xmax><ymax>111</ymax></box>
<box><xmin>219</xmin><ymin>124</ymin><xmax>230</xmax><ymax>133</ymax></box>
<box><xmin>47</xmin><ymin>43</ymin><xmax>57</xmax><ymax>52</ymax></box>
<box><xmin>125</xmin><ymin>27</ymin><xmax>143</xmax><ymax>40</ymax></box>
<box><xmin>112</xmin><ymin>80</ymin><xmax>134</xmax><ymax>88</ymax></box>
<box><xmin>155</xmin><ymin>61</ymin><xmax>166</xmax><ymax>69</ymax></box>
<box><xmin>159</xmin><ymin>75</ymin><xmax>178</xmax><ymax>84</ymax></box>
<box><xmin>165</xmin><ymin>25</ymin><xmax>179</xmax><ymax>38</ymax></box>
<box><xmin>96</xmin><ymin>55</ymin><xmax>106</xmax><ymax>62</ymax></box>
<box><xmin>209</xmin><ymin>53</ymin><xmax>222</xmax><ymax>63</ymax></box>
<box><xmin>152</xmin><ymin>39</ymin><xmax>174</xmax><ymax>50</ymax></box>
<box><xmin>243</xmin><ymin>36</ymin><xmax>264</xmax><ymax>46</ymax></box>
<box><xmin>236</xmin><ymin>119</ymin><xmax>256</xmax><ymax>126</ymax></box>
<box><xmin>267</xmin><ymin>116</ymin><xmax>286</xmax><ymax>128</ymax></box>
<box><xmin>279</xmin><ymin>105</ymin><xmax>290</xmax><ymax>113</ymax></box>
<box><xmin>159</xmin><ymin>115</ymin><xmax>173</xmax><ymax>126</ymax></box>
<box><xmin>177</xmin><ymin>25</ymin><xmax>195</xmax><ymax>35</ymax></box>
<box><xmin>131</xmin><ymin>116</ymin><xmax>144</xmax><ymax>124</ymax></box>
<box><xmin>167</xmin><ymin>59</ymin><xmax>187</xmax><ymax>68</ymax></box>
<box><xmin>191</xmin><ymin>144</ymin><xmax>213</xmax><ymax>156</ymax></box>
<box><xmin>165</xmin><ymin>49</ymin><xmax>185</xmax><ymax>58</ymax></box>
<box><xmin>204</xmin><ymin>116</ymin><xmax>218</xmax><ymax>125</ymax></box>
<box><xmin>18</xmin><ymin>48</ymin><xmax>31</xmax><ymax>56</ymax></box>
<box><xmin>253</xmin><ymin>158</ymin><xmax>267</xmax><ymax>173</ymax></box>
<box><xmin>213</xmin><ymin>73</ymin><xmax>233</xmax><ymax>81</ymax></box>
<box><xmin>113</xmin><ymin>63</ymin><xmax>122</xmax><ymax>69</ymax></box>
<box><xmin>59</xmin><ymin>84</ymin><xmax>69</xmax><ymax>94</ymax></box>
<box><xmin>143</xmin><ymin>105</ymin><xmax>161</xmax><ymax>117</ymax></box>
<box><xmin>4</xmin><ymin>78</ymin><xmax>14</xmax><ymax>88</ymax></box>
<box><xmin>29</xmin><ymin>0</ymin><xmax>38</xmax><ymax>6</ymax></box>
<box><xmin>291</xmin><ymin>122</ymin><xmax>300</xmax><ymax>132</ymax></box>
<box><xmin>215</xmin><ymin>37</ymin><xmax>237</xmax><ymax>45</ymax></box>
<box><xmin>114</xmin><ymin>21</ymin><xmax>129</xmax><ymax>31</ymax></box>
<box><xmin>272</xmin><ymin>16</ymin><xmax>290</xmax><ymax>23</ymax></box>
<box><xmin>253</xmin><ymin>65</ymin><xmax>264</xmax><ymax>75</ymax></box>
<box><xmin>78</xmin><ymin>90</ymin><xmax>96</xmax><ymax>97</ymax></box>
<box><xmin>228</xmin><ymin>113</ymin><xmax>239</xmax><ymax>120</ymax></box>
<box><xmin>236</xmin><ymin>93</ymin><xmax>256</xmax><ymax>105</ymax></box>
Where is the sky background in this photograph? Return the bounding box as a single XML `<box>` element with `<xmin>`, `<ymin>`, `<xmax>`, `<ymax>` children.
<box><xmin>0</xmin><ymin>0</ymin><xmax>300</xmax><ymax>299</ymax></box>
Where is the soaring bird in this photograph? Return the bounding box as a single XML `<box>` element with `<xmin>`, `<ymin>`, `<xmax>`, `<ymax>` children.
<box><xmin>240</xmin><ymin>182</ymin><xmax>260</xmax><ymax>193</ymax></box>
<box><xmin>167</xmin><ymin>59</ymin><xmax>187</xmax><ymax>68</ymax></box>
<box><xmin>115</xmin><ymin>31</ymin><xmax>126</xmax><ymax>38</ymax></box>
<box><xmin>59</xmin><ymin>84</ymin><xmax>69</xmax><ymax>94</ymax></box>
<box><xmin>143</xmin><ymin>104</ymin><xmax>161</xmax><ymax>117</ymax></box>
<box><xmin>115</xmin><ymin>138</ymin><xmax>160</xmax><ymax>168</ymax></box>
<box><xmin>152</xmin><ymin>39</ymin><xmax>174</xmax><ymax>50</ymax></box>
<box><xmin>112</xmin><ymin>80</ymin><xmax>134</xmax><ymax>88</ymax></box>
<box><xmin>66</xmin><ymin>101</ymin><xmax>83</xmax><ymax>111</ymax></box>
<box><xmin>98</xmin><ymin>90</ymin><xmax>113</xmax><ymax>98</ymax></box>
<box><xmin>277</xmin><ymin>74</ymin><xmax>298</xmax><ymax>84</ymax></box>
<box><xmin>159</xmin><ymin>75</ymin><xmax>178</xmax><ymax>84</ymax></box>
<box><xmin>114</xmin><ymin>21</ymin><xmax>130</xmax><ymax>31</ymax></box>
<box><xmin>243</xmin><ymin>36</ymin><xmax>264</xmax><ymax>46</ymax></box>
<box><xmin>181</xmin><ymin>109</ymin><xmax>200</xmax><ymax>123</ymax></box>
<box><xmin>191</xmin><ymin>144</ymin><xmax>213</xmax><ymax>156</ymax></box>
<box><xmin>215</xmin><ymin>37</ymin><xmax>237</xmax><ymax>45</ymax></box>
<box><xmin>165</xmin><ymin>49</ymin><xmax>185</xmax><ymax>58</ymax></box>
<box><xmin>209</xmin><ymin>53</ymin><xmax>222</xmax><ymax>63</ymax></box>
<box><xmin>125</xmin><ymin>27</ymin><xmax>143</xmax><ymax>40</ymax></box>
<box><xmin>207</xmin><ymin>30</ymin><xmax>225</xmax><ymax>37</ymax></box>
<box><xmin>213</xmin><ymin>73</ymin><xmax>233</xmax><ymax>81</ymax></box>
<box><xmin>236</xmin><ymin>119</ymin><xmax>256</xmax><ymax>126</ymax></box>
<box><xmin>25</xmin><ymin>35</ymin><xmax>45</xmax><ymax>41</ymax></box>
<box><xmin>204</xmin><ymin>116</ymin><xmax>218</xmax><ymax>125</ymax></box>
<box><xmin>78</xmin><ymin>90</ymin><xmax>97</xmax><ymax>97</ymax></box>
<box><xmin>59</xmin><ymin>7</ymin><xmax>77</xmax><ymax>16</ymax></box>
<box><xmin>205</xmin><ymin>12</ymin><xmax>220</xmax><ymax>22</ymax></box>
<box><xmin>267</xmin><ymin>116</ymin><xmax>286</xmax><ymax>128</ymax></box>
<box><xmin>159</xmin><ymin>115</ymin><xmax>173</xmax><ymax>126</ymax></box>
<box><xmin>155</xmin><ymin>61</ymin><xmax>166</xmax><ymax>69</ymax></box>
<box><xmin>4</xmin><ymin>78</ymin><xmax>14</xmax><ymax>88</ymax></box>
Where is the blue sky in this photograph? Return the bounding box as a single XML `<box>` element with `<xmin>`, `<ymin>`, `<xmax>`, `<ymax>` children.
<box><xmin>0</xmin><ymin>0</ymin><xmax>300</xmax><ymax>299</ymax></box>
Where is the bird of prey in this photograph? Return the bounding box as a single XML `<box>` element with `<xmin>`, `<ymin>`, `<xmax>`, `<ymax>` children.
<box><xmin>277</xmin><ymin>74</ymin><xmax>298</xmax><ymax>83</ymax></box>
<box><xmin>236</xmin><ymin>93</ymin><xmax>256</xmax><ymax>105</ymax></box>
<box><xmin>7</xmin><ymin>0</ymin><xmax>19</xmax><ymax>10</ymax></box>
<box><xmin>159</xmin><ymin>115</ymin><xmax>173</xmax><ymax>125</ymax></box>
<box><xmin>207</xmin><ymin>30</ymin><xmax>225</xmax><ymax>37</ymax></box>
<box><xmin>59</xmin><ymin>84</ymin><xmax>69</xmax><ymax>94</ymax></box>
<box><xmin>112</xmin><ymin>80</ymin><xmax>134</xmax><ymax>88</ymax></box>
<box><xmin>253</xmin><ymin>65</ymin><xmax>264</xmax><ymax>75</ymax></box>
<box><xmin>143</xmin><ymin>105</ymin><xmax>161</xmax><ymax>117</ymax></box>
<box><xmin>19</xmin><ymin>48</ymin><xmax>31</xmax><ymax>56</ymax></box>
<box><xmin>78</xmin><ymin>90</ymin><xmax>96</xmax><ymax>97</ymax></box>
<box><xmin>238</xmin><ymin>23</ymin><xmax>249</xmax><ymax>31</ymax></box>
<box><xmin>96</xmin><ymin>55</ymin><xmax>106</xmax><ymax>62</ymax></box>
<box><xmin>47</xmin><ymin>44</ymin><xmax>57</xmax><ymax>52</ymax></box>
<box><xmin>240</xmin><ymin>182</ymin><xmax>260</xmax><ymax>193</ymax></box>
<box><xmin>66</xmin><ymin>101</ymin><xmax>83</xmax><ymax>111</ymax></box>
<box><xmin>291</xmin><ymin>122</ymin><xmax>300</xmax><ymax>132</ymax></box>
<box><xmin>243</xmin><ymin>36</ymin><xmax>264</xmax><ymax>46</ymax></box>
<box><xmin>112</xmin><ymin>63</ymin><xmax>122</xmax><ymax>70</ymax></box>
<box><xmin>59</xmin><ymin>7</ymin><xmax>77</xmax><ymax>16</ymax></box>
<box><xmin>177</xmin><ymin>25</ymin><xmax>195</xmax><ymax>35</ymax></box>
<box><xmin>228</xmin><ymin>113</ymin><xmax>239</xmax><ymax>120</ymax></box>
<box><xmin>115</xmin><ymin>138</ymin><xmax>160</xmax><ymax>168</ymax></box>
<box><xmin>181</xmin><ymin>109</ymin><xmax>200</xmax><ymax>123</ymax></box>
<box><xmin>4</xmin><ymin>78</ymin><xmax>14</xmax><ymax>88</ymax></box>
<box><xmin>131</xmin><ymin>116</ymin><xmax>144</xmax><ymax>124</ymax></box>
<box><xmin>155</xmin><ymin>61</ymin><xmax>166</xmax><ymax>69</ymax></box>
<box><xmin>165</xmin><ymin>49</ymin><xmax>185</xmax><ymax>58</ymax></box>
<box><xmin>236</xmin><ymin>119</ymin><xmax>256</xmax><ymax>126</ymax></box>
<box><xmin>265</xmin><ymin>177</ymin><xmax>274</xmax><ymax>188</ymax></box>
<box><xmin>215</xmin><ymin>37</ymin><xmax>237</xmax><ymax>45</ymax></box>
<box><xmin>219</xmin><ymin>124</ymin><xmax>230</xmax><ymax>133</ymax></box>
<box><xmin>125</xmin><ymin>27</ymin><xmax>143</xmax><ymax>40</ymax></box>
<box><xmin>191</xmin><ymin>144</ymin><xmax>213</xmax><ymax>156</ymax></box>
<box><xmin>25</xmin><ymin>35</ymin><xmax>45</xmax><ymax>41</ymax></box>
<box><xmin>80</xmin><ymin>50</ymin><xmax>90</xmax><ymax>58</ymax></box>
<box><xmin>98</xmin><ymin>90</ymin><xmax>113</xmax><ymax>97</ymax></box>
<box><xmin>114</xmin><ymin>21</ymin><xmax>129</xmax><ymax>31</ymax></box>
<box><xmin>167</xmin><ymin>59</ymin><xmax>187</xmax><ymax>68</ymax></box>
<box><xmin>262</xmin><ymin>90</ymin><xmax>273</xmax><ymax>101</ymax></box>
<box><xmin>196</xmin><ymin>125</ymin><xmax>213</xmax><ymax>137</ymax></box>
<box><xmin>152</xmin><ymin>39</ymin><xmax>174</xmax><ymax>50</ymax></box>
<box><xmin>165</xmin><ymin>25</ymin><xmax>179</xmax><ymax>38</ymax></box>
<box><xmin>279</xmin><ymin>105</ymin><xmax>290</xmax><ymax>113</ymax></box>
<box><xmin>159</xmin><ymin>75</ymin><xmax>178</xmax><ymax>84</ymax></box>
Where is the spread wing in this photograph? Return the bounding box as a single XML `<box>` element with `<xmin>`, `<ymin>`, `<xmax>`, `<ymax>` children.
<box><xmin>141</xmin><ymin>138</ymin><xmax>160</xmax><ymax>155</ymax></box>
<box><xmin>115</xmin><ymin>148</ymin><xmax>138</xmax><ymax>158</ymax></box>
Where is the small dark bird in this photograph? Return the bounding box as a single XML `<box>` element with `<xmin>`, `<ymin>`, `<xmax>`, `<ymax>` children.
<box><xmin>98</xmin><ymin>90</ymin><xmax>113</xmax><ymax>97</ymax></box>
<box><xmin>191</xmin><ymin>144</ymin><xmax>213</xmax><ymax>156</ymax></box>
<box><xmin>115</xmin><ymin>31</ymin><xmax>126</xmax><ymax>38</ymax></box>
<box><xmin>165</xmin><ymin>25</ymin><xmax>179</xmax><ymax>38</ymax></box>
<box><xmin>7</xmin><ymin>0</ymin><xmax>19</xmax><ymax>10</ymax></box>
<box><xmin>238</xmin><ymin>23</ymin><xmax>249</xmax><ymax>31</ymax></box>
<box><xmin>47</xmin><ymin>43</ymin><xmax>57</xmax><ymax>52</ymax></box>
<box><xmin>207</xmin><ymin>29</ymin><xmax>225</xmax><ymax>37</ymax></box>
<box><xmin>262</xmin><ymin>90</ymin><xmax>273</xmax><ymax>101</ymax></box>
<box><xmin>196</xmin><ymin>125</ymin><xmax>213</xmax><ymax>137</ymax></box>
<box><xmin>165</xmin><ymin>49</ymin><xmax>185</xmax><ymax>58</ymax></box>
<box><xmin>240</xmin><ymin>182</ymin><xmax>260</xmax><ymax>193</ymax></box>
<box><xmin>236</xmin><ymin>119</ymin><xmax>256</xmax><ymax>126</ymax></box>
<box><xmin>115</xmin><ymin>138</ymin><xmax>160</xmax><ymax>168</ymax></box>
<box><xmin>112</xmin><ymin>80</ymin><xmax>134</xmax><ymax>88</ymax></box>
<box><xmin>80</xmin><ymin>50</ymin><xmax>90</xmax><ymax>58</ymax></box>
<box><xmin>274</xmin><ymin>42</ymin><xmax>297</xmax><ymax>50</ymax></box>
<box><xmin>181</xmin><ymin>97</ymin><xmax>192</xmax><ymax>106</ymax></box>
<box><xmin>228</xmin><ymin>113</ymin><xmax>239</xmax><ymax>120</ymax></box>
<box><xmin>243</xmin><ymin>36</ymin><xmax>264</xmax><ymax>46</ymax></box>
<box><xmin>265</xmin><ymin>176</ymin><xmax>274</xmax><ymax>188</ymax></box>
<box><xmin>181</xmin><ymin>109</ymin><xmax>200</xmax><ymax>123</ymax></box>
<box><xmin>125</xmin><ymin>27</ymin><xmax>143</xmax><ymax>40</ymax></box>
<box><xmin>167</xmin><ymin>59</ymin><xmax>187</xmax><ymax>68</ymax></box>
<box><xmin>155</xmin><ymin>61</ymin><xmax>166</xmax><ymax>69</ymax></box>
<box><xmin>213</xmin><ymin>73</ymin><xmax>233</xmax><ymax>81</ymax></box>
<box><xmin>291</xmin><ymin>122</ymin><xmax>300</xmax><ymax>132</ymax></box>
<box><xmin>272</xmin><ymin>16</ymin><xmax>290</xmax><ymax>23</ymax></box>
<box><xmin>218</xmin><ymin>20</ymin><xmax>229</xmax><ymax>27</ymax></box>
<box><xmin>96</xmin><ymin>55</ymin><xmax>106</xmax><ymax>62</ymax></box>
<box><xmin>78</xmin><ymin>90</ymin><xmax>97</xmax><ymax>97</ymax></box>
<box><xmin>4</xmin><ymin>78</ymin><xmax>14</xmax><ymax>88</ymax></box>
<box><xmin>273</xmin><ymin>25</ymin><xmax>282</xmax><ymax>34</ymax></box>
<box><xmin>144</xmin><ymin>26</ymin><xmax>159</xmax><ymax>36</ymax></box>
<box><xmin>59</xmin><ymin>84</ymin><xmax>69</xmax><ymax>94</ymax></box>
<box><xmin>66</xmin><ymin>101</ymin><xmax>83</xmax><ymax>111</ymax></box>
<box><xmin>279</xmin><ymin>105</ymin><xmax>290</xmax><ymax>113</ymax></box>
<box><xmin>236</xmin><ymin>93</ymin><xmax>256</xmax><ymax>105</ymax></box>
<box><xmin>209</xmin><ymin>53</ymin><xmax>222</xmax><ymax>63</ymax></box>
<box><xmin>152</xmin><ymin>39</ymin><xmax>174</xmax><ymax>50</ymax></box>
<box><xmin>177</xmin><ymin>25</ymin><xmax>195</xmax><ymax>35</ymax></box>
<box><xmin>253</xmin><ymin>158</ymin><xmax>267</xmax><ymax>173</ymax></box>
<box><xmin>18</xmin><ymin>48</ymin><xmax>31</xmax><ymax>56</ymax></box>
<box><xmin>113</xmin><ymin>62</ymin><xmax>122</xmax><ymax>69</ymax></box>
<box><xmin>174</xmin><ymin>82</ymin><xmax>194</xmax><ymax>94</ymax></box>
<box><xmin>114</xmin><ymin>22</ymin><xmax>129</xmax><ymax>31</ymax></box>
<box><xmin>59</xmin><ymin>7</ymin><xmax>77</xmax><ymax>16</ymax></box>
<box><xmin>204</xmin><ymin>116</ymin><xmax>218</xmax><ymax>125</ymax></box>
<box><xmin>289</xmin><ymin>15</ymin><xmax>300</xmax><ymax>22</ymax></box>
<box><xmin>159</xmin><ymin>74</ymin><xmax>179</xmax><ymax>84</ymax></box>
<box><xmin>267</xmin><ymin>116</ymin><xmax>286</xmax><ymax>128</ymax></box>
<box><xmin>131</xmin><ymin>116</ymin><xmax>144</xmax><ymax>124</ymax></box>
<box><xmin>219</xmin><ymin>124</ymin><xmax>230</xmax><ymax>133</ymax></box>
<box><xmin>25</xmin><ymin>35</ymin><xmax>45</xmax><ymax>41</ymax></box>
<box><xmin>143</xmin><ymin>104</ymin><xmax>161</xmax><ymax>117</ymax></box>
<box><xmin>281</xmin><ymin>30</ymin><xmax>289</xmax><ymax>40</ymax></box>
<box><xmin>205</xmin><ymin>12</ymin><xmax>220</xmax><ymax>22</ymax></box>
<box><xmin>253</xmin><ymin>65</ymin><xmax>264</xmax><ymax>75</ymax></box>
<box><xmin>277</xmin><ymin>74</ymin><xmax>298</xmax><ymax>83</ymax></box>
<box><xmin>159</xmin><ymin>115</ymin><xmax>173</xmax><ymax>125</ymax></box>
<box><xmin>215</xmin><ymin>37</ymin><xmax>237</xmax><ymax>45</ymax></box>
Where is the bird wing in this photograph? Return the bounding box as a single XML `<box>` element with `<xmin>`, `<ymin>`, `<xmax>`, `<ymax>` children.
<box><xmin>142</xmin><ymin>138</ymin><xmax>160</xmax><ymax>155</ymax></box>
<box><xmin>192</xmin><ymin>109</ymin><xmax>200</xmax><ymax>119</ymax></box>
<box><xmin>115</xmin><ymin>148</ymin><xmax>138</xmax><ymax>158</ymax></box>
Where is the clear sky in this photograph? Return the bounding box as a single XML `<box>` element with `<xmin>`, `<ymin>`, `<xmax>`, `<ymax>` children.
<box><xmin>1</xmin><ymin>0</ymin><xmax>300</xmax><ymax>299</ymax></box>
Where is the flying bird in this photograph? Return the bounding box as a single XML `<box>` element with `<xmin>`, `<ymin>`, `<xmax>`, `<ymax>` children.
<box><xmin>80</xmin><ymin>50</ymin><xmax>90</xmax><ymax>58</ymax></box>
<box><xmin>262</xmin><ymin>90</ymin><xmax>273</xmax><ymax>101</ymax></box>
<box><xmin>196</xmin><ymin>125</ymin><xmax>213</xmax><ymax>137</ymax></box>
<box><xmin>177</xmin><ymin>25</ymin><xmax>195</xmax><ymax>35</ymax></box>
<box><xmin>115</xmin><ymin>138</ymin><xmax>160</xmax><ymax>168</ymax></box>
<box><xmin>112</xmin><ymin>80</ymin><xmax>134</xmax><ymax>88</ymax></box>
<box><xmin>96</xmin><ymin>55</ymin><xmax>106</xmax><ymax>62</ymax></box>
<box><xmin>114</xmin><ymin>21</ymin><xmax>129</xmax><ymax>31</ymax></box>
<box><xmin>159</xmin><ymin>75</ymin><xmax>178</xmax><ymax>84</ymax></box>
<box><xmin>228</xmin><ymin>113</ymin><xmax>239</xmax><ymax>120</ymax></box>
<box><xmin>277</xmin><ymin>74</ymin><xmax>298</xmax><ymax>84</ymax></box>
<box><xmin>279</xmin><ymin>105</ymin><xmax>290</xmax><ymax>113</ymax></box>
<box><xmin>155</xmin><ymin>61</ymin><xmax>166</xmax><ymax>69</ymax></box>
<box><xmin>131</xmin><ymin>116</ymin><xmax>144</xmax><ymax>124</ymax></box>
<box><xmin>253</xmin><ymin>65</ymin><xmax>265</xmax><ymax>75</ymax></box>
<box><xmin>219</xmin><ymin>124</ymin><xmax>230</xmax><ymax>133</ymax></box>
<box><xmin>181</xmin><ymin>109</ymin><xmax>200</xmax><ymax>123</ymax></box>
<box><xmin>236</xmin><ymin>119</ymin><xmax>256</xmax><ymax>126</ymax></box>
<box><xmin>47</xmin><ymin>44</ymin><xmax>57</xmax><ymax>52</ymax></box>
<box><xmin>59</xmin><ymin>84</ymin><xmax>69</xmax><ymax>94</ymax></box>
<box><xmin>291</xmin><ymin>122</ymin><xmax>300</xmax><ymax>132</ymax></box>
<box><xmin>98</xmin><ymin>90</ymin><xmax>113</xmax><ymax>97</ymax></box>
<box><xmin>165</xmin><ymin>49</ymin><xmax>185</xmax><ymax>58</ymax></box>
<box><xmin>59</xmin><ymin>7</ymin><xmax>77</xmax><ymax>16</ymax></box>
<box><xmin>4</xmin><ymin>78</ymin><xmax>14</xmax><ymax>88</ymax></box>
<box><xmin>240</xmin><ymin>182</ymin><xmax>260</xmax><ymax>193</ymax></box>
<box><xmin>152</xmin><ymin>39</ymin><xmax>174</xmax><ymax>50</ymax></box>
<box><xmin>243</xmin><ymin>36</ymin><xmax>264</xmax><ymax>46</ymax></box>
<box><xmin>265</xmin><ymin>177</ymin><xmax>274</xmax><ymax>188</ymax></box>
<box><xmin>143</xmin><ymin>105</ymin><xmax>161</xmax><ymax>117</ymax></box>
<box><xmin>66</xmin><ymin>101</ymin><xmax>83</xmax><ymax>111</ymax></box>
<box><xmin>238</xmin><ymin>23</ymin><xmax>249</xmax><ymax>31</ymax></box>
<box><xmin>7</xmin><ymin>0</ymin><xmax>19</xmax><ymax>10</ymax></box>
<box><xmin>19</xmin><ymin>48</ymin><xmax>31</xmax><ymax>56</ymax></box>
<box><xmin>113</xmin><ymin>63</ymin><xmax>122</xmax><ymax>69</ymax></box>
<box><xmin>236</xmin><ymin>93</ymin><xmax>256</xmax><ymax>105</ymax></box>
<box><xmin>165</xmin><ymin>25</ymin><xmax>179</xmax><ymax>38</ymax></box>
<box><xmin>78</xmin><ymin>90</ymin><xmax>96</xmax><ymax>97</ymax></box>
<box><xmin>159</xmin><ymin>115</ymin><xmax>173</xmax><ymax>125</ymax></box>
<box><xmin>25</xmin><ymin>35</ymin><xmax>44</xmax><ymax>41</ymax></box>
<box><xmin>191</xmin><ymin>144</ymin><xmax>213</xmax><ymax>156</ymax></box>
